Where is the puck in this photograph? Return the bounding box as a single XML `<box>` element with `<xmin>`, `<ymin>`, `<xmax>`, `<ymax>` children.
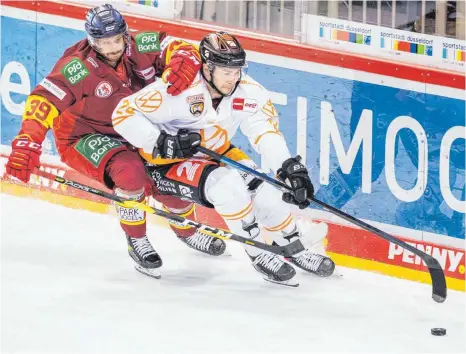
<box><xmin>431</xmin><ymin>328</ymin><xmax>446</xmax><ymax>336</ymax></box>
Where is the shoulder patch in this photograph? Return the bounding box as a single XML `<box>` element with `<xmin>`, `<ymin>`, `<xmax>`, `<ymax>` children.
<box><xmin>86</xmin><ymin>56</ymin><xmax>99</xmax><ymax>68</ymax></box>
<box><xmin>232</xmin><ymin>98</ymin><xmax>258</xmax><ymax>113</ymax></box>
<box><xmin>61</xmin><ymin>58</ymin><xmax>89</xmax><ymax>85</ymax></box>
<box><xmin>135</xmin><ymin>32</ymin><xmax>160</xmax><ymax>53</ymax></box>
<box><xmin>39</xmin><ymin>78</ymin><xmax>67</xmax><ymax>100</ymax></box>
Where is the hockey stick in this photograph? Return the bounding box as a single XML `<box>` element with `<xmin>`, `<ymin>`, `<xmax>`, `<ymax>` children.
<box><xmin>198</xmin><ymin>146</ymin><xmax>447</xmax><ymax>303</ymax></box>
<box><xmin>33</xmin><ymin>169</ymin><xmax>303</xmax><ymax>258</ymax></box>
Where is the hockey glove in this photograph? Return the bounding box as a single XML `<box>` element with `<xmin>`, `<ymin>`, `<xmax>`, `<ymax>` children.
<box><xmin>6</xmin><ymin>137</ymin><xmax>42</xmax><ymax>183</ymax></box>
<box><xmin>277</xmin><ymin>156</ymin><xmax>314</xmax><ymax>209</ymax></box>
<box><xmin>153</xmin><ymin>129</ymin><xmax>201</xmax><ymax>159</ymax></box>
<box><xmin>165</xmin><ymin>49</ymin><xmax>201</xmax><ymax>96</ymax></box>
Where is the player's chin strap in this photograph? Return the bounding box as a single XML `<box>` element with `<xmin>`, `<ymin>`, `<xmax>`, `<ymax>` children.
<box><xmin>33</xmin><ymin>169</ymin><xmax>302</xmax><ymax>258</ymax></box>
<box><xmin>197</xmin><ymin>146</ymin><xmax>447</xmax><ymax>304</ymax></box>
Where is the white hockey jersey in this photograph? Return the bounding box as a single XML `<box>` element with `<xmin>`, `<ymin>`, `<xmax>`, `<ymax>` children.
<box><xmin>112</xmin><ymin>73</ymin><xmax>291</xmax><ymax>171</ymax></box>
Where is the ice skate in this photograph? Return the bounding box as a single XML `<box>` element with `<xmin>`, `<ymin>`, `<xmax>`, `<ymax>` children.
<box><xmin>126</xmin><ymin>235</ymin><xmax>163</xmax><ymax>279</ymax></box>
<box><xmin>177</xmin><ymin>229</ymin><xmax>227</xmax><ymax>256</ymax></box>
<box><xmin>283</xmin><ymin>231</ymin><xmax>335</xmax><ymax>277</ymax></box>
<box><xmin>243</xmin><ymin>220</ymin><xmax>298</xmax><ymax>287</ymax></box>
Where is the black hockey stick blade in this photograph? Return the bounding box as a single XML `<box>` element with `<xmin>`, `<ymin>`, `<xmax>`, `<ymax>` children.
<box><xmin>311</xmin><ymin>198</ymin><xmax>447</xmax><ymax>303</ymax></box>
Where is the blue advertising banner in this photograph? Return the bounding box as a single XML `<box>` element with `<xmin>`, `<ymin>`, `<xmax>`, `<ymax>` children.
<box><xmin>1</xmin><ymin>15</ymin><xmax>465</xmax><ymax>240</ymax></box>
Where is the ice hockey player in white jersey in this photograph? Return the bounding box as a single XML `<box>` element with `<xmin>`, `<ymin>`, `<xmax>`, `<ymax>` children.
<box><xmin>112</xmin><ymin>31</ymin><xmax>335</xmax><ymax>286</ymax></box>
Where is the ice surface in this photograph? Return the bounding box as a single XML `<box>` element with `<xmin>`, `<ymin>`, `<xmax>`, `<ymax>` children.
<box><xmin>1</xmin><ymin>194</ymin><xmax>465</xmax><ymax>353</ymax></box>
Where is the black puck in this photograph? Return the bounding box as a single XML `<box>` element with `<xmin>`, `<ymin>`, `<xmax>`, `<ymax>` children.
<box><xmin>431</xmin><ymin>328</ymin><xmax>446</xmax><ymax>336</ymax></box>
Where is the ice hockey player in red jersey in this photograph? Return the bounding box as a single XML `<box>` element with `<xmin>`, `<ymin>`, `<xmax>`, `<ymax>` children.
<box><xmin>5</xmin><ymin>4</ymin><xmax>226</xmax><ymax>279</ymax></box>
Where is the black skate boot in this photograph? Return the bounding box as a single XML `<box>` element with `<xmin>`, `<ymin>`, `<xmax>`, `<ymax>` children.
<box><xmin>283</xmin><ymin>231</ymin><xmax>335</xmax><ymax>277</ymax></box>
<box><xmin>177</xmin><ymin>230</ymin><xmax>227</xmax><ymax>256</ymax></box>
<box><xmin>126</xmin><ymin>235</ymin><xmax>163</xmax><ymax>279</ymax></box>
<box><xmin>243</xmin><ymin>220</ymin><xmax>298</xmax><ymax>287</ymax></box>
<box><xmin>168</xmin><ymin>218</ymin><xmax>227</xmax><ymax>256</ymax></box>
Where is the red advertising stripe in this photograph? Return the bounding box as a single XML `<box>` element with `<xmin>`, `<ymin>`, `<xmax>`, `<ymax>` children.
<box><xmin>2</xmin><ymin>1</ymin><xmax>464</xmax><ymax>89</ymax></box>
<box><xmin>325</xmin><ymin>223</ymin><xmax>465</xmax><ymax>280</ymax></box>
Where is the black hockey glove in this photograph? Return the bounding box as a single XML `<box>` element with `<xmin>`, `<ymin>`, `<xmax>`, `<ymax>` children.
<box><xmin>153</xmin><ymin>129</ymin><xmax>201</xmax><ymax>159</ymax></box>
<box><xmin>277</xmin><ymin>156</ymin><xmax>314</xmax><ymax>209</ymax></box>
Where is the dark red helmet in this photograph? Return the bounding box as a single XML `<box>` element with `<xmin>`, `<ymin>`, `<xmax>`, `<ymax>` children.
<box><xmin>200</xmin><ymin>32</ymin><xmax>246</xmax><ymax>68</ymax></box>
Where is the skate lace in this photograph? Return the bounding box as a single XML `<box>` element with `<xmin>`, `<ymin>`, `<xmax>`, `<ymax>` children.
<box><xmin>293</xmin><ymin>251</ymin><xmax>323</xmax><ymax>271</ymax></box>
<box><xmin>253</xmin><ymin>252</ymin><xmax>284</xmax><ymax>273</ymax></box>
<box><xmin>132</xmin><ymin>237</ymin><xmax>156</xmax><ymax>259</ymax></box>
<box><xmin>186</xmin><ymin>231</ymin><xmax>213</xmax><ymax>251</ymax></box>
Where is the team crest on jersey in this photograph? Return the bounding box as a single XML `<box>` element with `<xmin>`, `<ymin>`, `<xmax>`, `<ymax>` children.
<box><xmin>232</xmin><ymin>98</ymin><xmax>258</xmax><ymax>113</ymax></box>
<box><xmin>95</xmin><ymin>81</ymin><xmax>113</xmax><ymax>98</ymax></box>
<box><xmin>187</xmin><ymin>94</ymin><xmax>205</xmax><ymax>117</ymax></box>
<box><xmin>190</xmin><ymin>102</ymin><xmax>204</xmax><ymax>117</ymax></box>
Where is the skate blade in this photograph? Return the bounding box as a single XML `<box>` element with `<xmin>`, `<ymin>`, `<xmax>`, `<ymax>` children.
<box><xmin>190</xmin><ymin>248</ymin><xmax>232</xmax><ymax>257</ymax></box>
<box><xmin>134</xmin><ymin>264</ymin><xmax>161</xmax><ymax>279</ymax></box>
<box><xmin>219</xmin><ymin>249</ymin><xmax>232</xmax><ymax>257</ymax></box>
<box><xmin>263</xmin><ymin>276</ymin><xmax>299</xmax><ymax>287</ymax></box>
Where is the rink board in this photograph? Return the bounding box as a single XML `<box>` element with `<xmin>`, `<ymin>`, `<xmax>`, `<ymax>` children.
<box><xmin>1</xmin><ymin>2</ymin><xmax>464</xmax><ymax>290</ymax></box>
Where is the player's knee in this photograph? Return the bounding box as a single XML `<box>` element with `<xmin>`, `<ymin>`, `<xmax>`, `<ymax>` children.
<box><xmin>205</xmin><ymin>167</ymin><xmax>247</xmax><ymax>206</ymax></box>
<box><xmin>106</xmin><ymin>150</ymin><xmax>151</xmax><ymax>192</ymax></box>
<box><xmin>253</xmin><ymin>182</ymin><xmax>288</xmax><ymax>214</ymax></box>
<box><xmin>157</xmin><ymin>194</ymin><xmax>194</xmax><ymax>214</ymax></box>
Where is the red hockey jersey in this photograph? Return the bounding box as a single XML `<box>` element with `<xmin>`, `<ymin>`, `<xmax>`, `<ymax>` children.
<box><xmin>18</xmin><ymin>31</ymin><xmax>194</xmax><ymax>156</ymax></box>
